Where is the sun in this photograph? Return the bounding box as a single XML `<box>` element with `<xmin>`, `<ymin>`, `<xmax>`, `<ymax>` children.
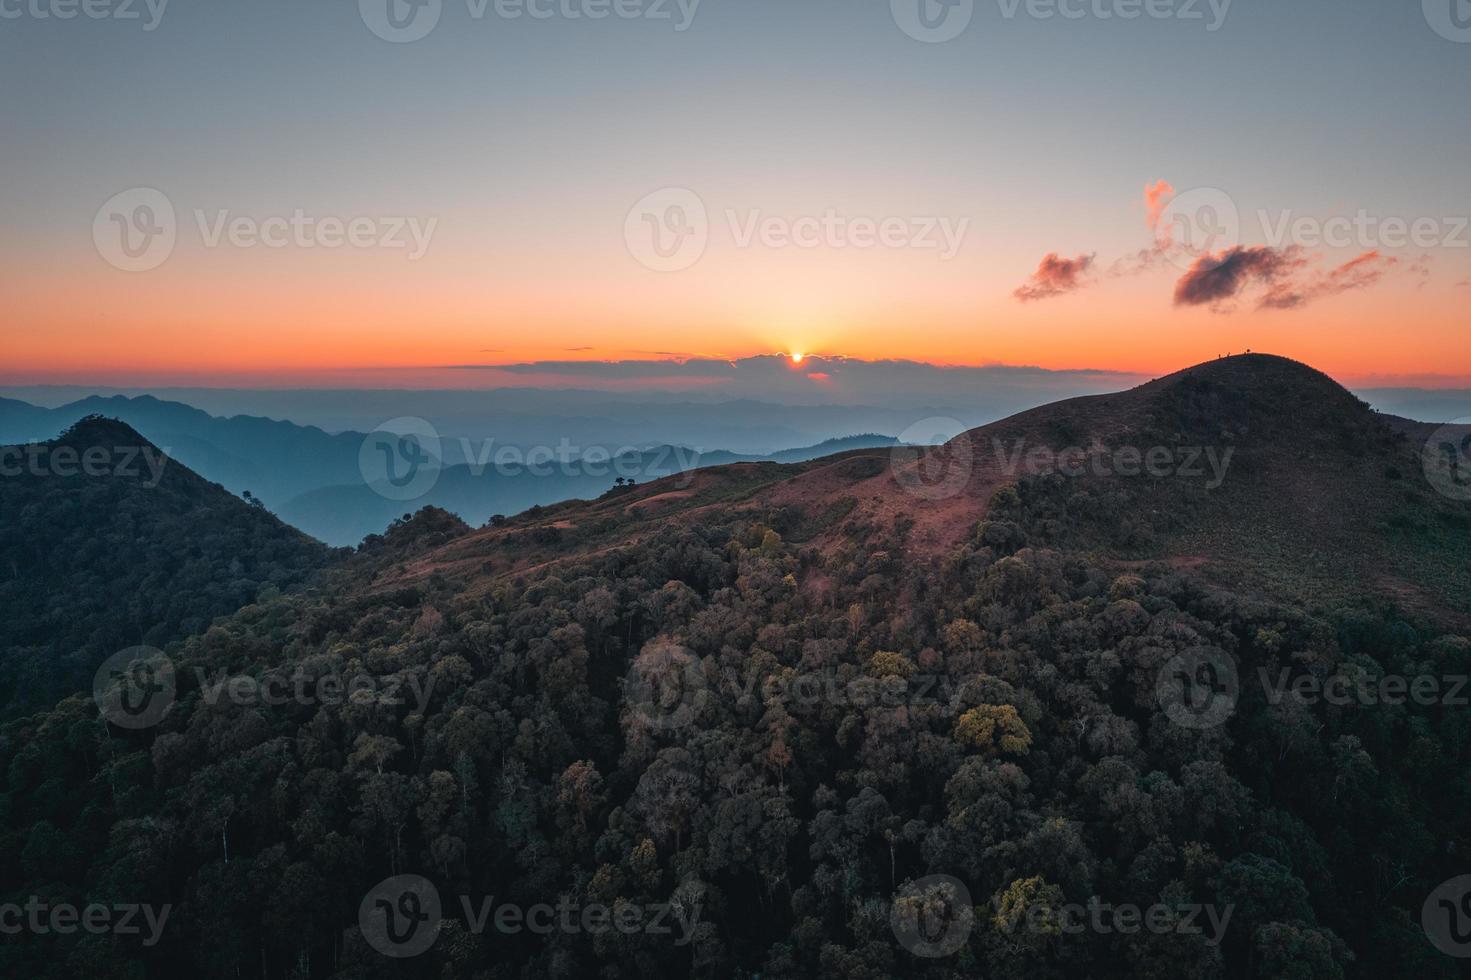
<box><xmin>790</xmin><ymin>351</ymin><xmax>805</xmax><ymax>365</ymax></box>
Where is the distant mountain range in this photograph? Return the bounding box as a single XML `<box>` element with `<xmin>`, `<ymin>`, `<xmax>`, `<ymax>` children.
<box><xmin>0</xmin><ymin>395</ymin><xmax>898</xmax><ymax>546</ymax></box>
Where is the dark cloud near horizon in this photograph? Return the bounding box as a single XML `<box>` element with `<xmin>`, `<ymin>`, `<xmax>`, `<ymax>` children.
<box><xmin>433</xmin><ymin>355</ymin><xmax>1146</xmax><ymax>409</ymax></box>
<box><xmin>1013</xmin><ymin>252</ymin><xmax>1097</xmax><ymax>302</ymax></box>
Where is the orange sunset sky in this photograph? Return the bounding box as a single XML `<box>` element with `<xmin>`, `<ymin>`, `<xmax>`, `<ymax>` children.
<box><xmin>5</xmin><ymin>0</ymin><xmax>1468</xmax><ymax>392</ymax></box>
<box><xmin>6</xmin><ymin>235</ymin><xmax>1467</xmax><ymax>389</ymax></box>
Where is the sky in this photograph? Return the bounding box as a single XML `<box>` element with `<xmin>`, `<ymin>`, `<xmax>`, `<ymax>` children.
<box><xmin>2</xmin><ymin>0</ymin><xmax>1468</xmax><ymax>388</ymax></box>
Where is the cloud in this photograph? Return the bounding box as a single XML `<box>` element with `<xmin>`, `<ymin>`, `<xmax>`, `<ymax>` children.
<box><xmin>1173</xmin><ymin>246</ymin><xmax>1306</xmax><ymax>308</ymax></box>
<box><xmin>1407</xmin><ymin>254</ymin><xmax>1432</xmax><ymax>290</ymax></box>
<box><xmin>1013</xmin><ymin>252</ymin><xmax>1097</xmax><ymax>302</ymax></box>
<box><xmin>1175</xmin><ymin>247</ymin><xmax>1398</xmax><ymax>311</ymax></box>
<box><xmin>1107</xmin><ymin>180</ymin><xmax>1183</xmax><ymax>277</ymax></box>
<box><xmin>1143</xmin><ymin>179</ymin><xmax>1176</xmax><ymax>232</ymax></box>
<box><xmin>434</xmin><ymin>354</ymin><xmax>1145</xmax><ymax>407</ymax></box>
<box><xmin>1259</xmin><ymin>250</ymin><xmax>1396</xmax><ymax>310</ymax></box>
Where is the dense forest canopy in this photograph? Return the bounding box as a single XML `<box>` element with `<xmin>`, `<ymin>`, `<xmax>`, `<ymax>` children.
<box><xmin>0</xmin><ymin>417</ymin><xmax>336</xmax><ymax>720</ymax></box>
<box><xmin>2</xmin><ymin>492</ymin><xmax>1466</xmax><ymax>978</ymax></box>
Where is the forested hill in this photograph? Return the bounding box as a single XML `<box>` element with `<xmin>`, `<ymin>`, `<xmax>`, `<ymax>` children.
<box><xmin>0</xmin><ymin>416</ymin><xmax>339</xmax><ymax>719</ymax></box>
<box><xmin>1</xmin><ymin>357</ymin><xmax>1468</xmax><ymax>978</ymax></box>
<box><xmin>373</xmin><ymin>354</ymin><xmax>1471</xmax><ymax>623</ymax></box>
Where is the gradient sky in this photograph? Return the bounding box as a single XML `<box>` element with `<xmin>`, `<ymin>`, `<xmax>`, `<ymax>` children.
<box><xmin>3</xmin><ymin>0</ymin><xmax>1468</xmax><ymax>387</ymax></box>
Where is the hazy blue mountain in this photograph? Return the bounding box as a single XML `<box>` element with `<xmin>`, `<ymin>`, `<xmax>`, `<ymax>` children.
<box><xmin>277</xmin><ymin>434</ymin><xmax>900</xmax><ymax>547</ymax></box>
<box><xmin>0</xmin><ymin>394</ymin><xmax>364</xmax><ymax>507</ymax></box>
<box><xmin>0</xmin><ymin>394</ymin><xmax>900</xmax><ymax>546</ymax></box>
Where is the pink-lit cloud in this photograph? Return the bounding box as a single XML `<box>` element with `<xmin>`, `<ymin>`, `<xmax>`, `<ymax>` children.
<box><xmin>1013</xmin><ymin>252</ymin><xmax>1097</xmax><ymax>302</ymax></box>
